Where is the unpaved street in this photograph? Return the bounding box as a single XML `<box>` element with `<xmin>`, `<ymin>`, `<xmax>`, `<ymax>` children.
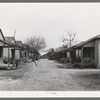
<box><xmin>0</xmin><ymin>59</ymin><xmax>100</xmax><ymax>91</ymax></box>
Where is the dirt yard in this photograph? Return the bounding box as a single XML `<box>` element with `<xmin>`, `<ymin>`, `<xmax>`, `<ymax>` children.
<box><xmin>0</xmin><ymin>59</ymin><xmax>100</xmax><ymax>91</ymax></box>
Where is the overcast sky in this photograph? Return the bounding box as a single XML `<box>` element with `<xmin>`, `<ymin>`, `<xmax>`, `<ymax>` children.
<box><xmin>0</xmin><ymin>3</ymin><xmax>100</xmax><ymax>54</ymax></box>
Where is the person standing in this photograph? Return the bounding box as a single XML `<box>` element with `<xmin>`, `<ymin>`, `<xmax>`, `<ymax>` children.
<box><xmin>34</xmin><ymin>58</ymin><xmax>38</xmax><ymax>66</ymax></box>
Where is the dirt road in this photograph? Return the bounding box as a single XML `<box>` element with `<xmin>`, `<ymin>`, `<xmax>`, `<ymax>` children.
<box><xmin>0</xmin><ymin>59</ymin><xmax>100</xmax><ymax>91</ymax></box>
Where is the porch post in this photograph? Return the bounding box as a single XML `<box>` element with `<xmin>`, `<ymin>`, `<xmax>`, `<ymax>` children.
<box><xmin>20</xmin><ymin>49</ymin><xmax>22</xmax><ymax>64</ymax></box>
<box><xmin>14</xmin><ymin>47</ymin><xmax>16</xmax><ymax>68</ymax></box>
<box><xmin>96</xmin><ymin>39</ymin><xmax>100</xmax><ymax>69</ymax></box>
<box><xmin>81</xmin><ymin>47</ymin><xmax>84</xmax><ymax>68</ymax></box>
<box><xmin>8</xmin><ymin>47</ymin><xmax>10</xmax><ymax>69</ymax></box>
<box><xmin>95</xmin><ymin>40</ymin><xmax>98</xmax><ymax>68</ymax></box>
<box><xmin>78</xmin><ymin>49</ymin><xmax>79</xmax><ymax>63</ymax></box>
<box><xmin>78</xmin><ymin>49</ymin><xmax>79</xmax><ymax>57</ymax></box>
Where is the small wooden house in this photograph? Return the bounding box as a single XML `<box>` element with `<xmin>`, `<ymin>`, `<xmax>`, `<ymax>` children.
<box><xmin>71</xmin><ymin>35</ymin><xmax>100</xmax><ymax>68</ymax></box>
<box><xmin>0</xmin><ymin>29</ymin><xmax>5</xmax><ymax>64</ymax></box>
<box><xmin>0</xmin><ymin>30</ymin><xmax>16</xmax><ymax>69</ymax></box>
<box><xmin>5</xmin><ymin>37</ymin><xmax>22</xmax><ymax>68</ymax></box>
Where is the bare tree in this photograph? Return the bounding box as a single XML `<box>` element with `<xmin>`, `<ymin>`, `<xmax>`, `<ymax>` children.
<box><xmin>47</xmin><ymin>48</ymin><xmax>55</xmax><ymax>60</ymax></box>
<box><xmin>25</xmin><ymin>36</ymin><xmax>46</xmax><ymax>51</ymax></box>
<box><xmin>48</xmin><ymin>48</ymin><xmax>55</xmax><ymax>54</ymax></box>
<box><xmin>61</xmin><ymin>30</ymin><xmax>77</xmax><ymax>47</ymax></box>
<box><xmin>55</xmin><ymin>44</ymin><xmax>68</xmax><ymax>52</ymax></box>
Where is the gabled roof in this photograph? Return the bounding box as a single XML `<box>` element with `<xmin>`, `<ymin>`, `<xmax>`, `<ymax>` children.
<box><xmin>16</xmin><ymin>41</ymin><xmax>23</xmax><ymax>47</ymax></box>
<box><xmin>22</xmin><ymin>44</ymin><xmax>26</xmax><ymax>48</ymax></box>
<box><xmin>5</xmin><ymin>37</ymin><xmax>16</xmax><ymax>45</ymax></box>
<box><xmin>0</xmin><ymin>29</ymin><xmax>5</xmax><ymax>41</ymax></box>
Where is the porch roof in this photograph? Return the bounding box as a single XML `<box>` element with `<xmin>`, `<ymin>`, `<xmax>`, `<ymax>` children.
<box><xmin>73</xmin><ymin>41</ymin><xmax>85</xmax><ymax>49</ymax></box>
<box><xmin>74</xmin><ymin>34</ymin><xmax>100</xmax><ymax>49</ymax></box>
<box><xmin>0</xmin><ymin>39</ymin><xmax>15</xmax><ymax>47</ymax></box>
<box><xmin>5</xmin><ymin>37</ymin><xmax>23</xmax><ymax>49</ymax></box>
<box><xmin>66</xmin><ymin>45</ymin><xmax>77</xmax><ymax>51</ymax></box>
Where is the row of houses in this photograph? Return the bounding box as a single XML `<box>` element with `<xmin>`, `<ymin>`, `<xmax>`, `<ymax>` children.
<box><xmin>0</xmin><ymin>29</ymin><xmax>39</xmax><ymax>70</ymax></box>
<box><xmin>47</xmin><ymin>34</ymin><xmax>100</xmax><ymax>69</ymax></box>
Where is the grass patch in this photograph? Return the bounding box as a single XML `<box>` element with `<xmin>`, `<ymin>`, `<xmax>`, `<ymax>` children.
<box><xmin>71</xmin><ymin>71</ymin><xmax>100</xmax><ymax>91</ymax></box>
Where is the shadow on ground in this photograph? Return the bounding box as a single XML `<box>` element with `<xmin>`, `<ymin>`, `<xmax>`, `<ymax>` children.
<box><xmin>56</xmin><ymin>65</ymin><xmax>79</xmax><ymax>69</ymax></box>
<box><xmin>56</xmin><ymin>63</ymin><xmax>96</xmax><ymax>69</ymax></box>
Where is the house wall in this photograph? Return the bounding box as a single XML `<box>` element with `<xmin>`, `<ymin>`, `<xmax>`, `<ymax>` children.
<box><xmin>0</xmin><ymin>47</ymin><xmax>3</xmax><ymax>64</ymax></box>
<box><xmin>0</xmin><ymin>41</ymin><xmax>4</xmax><ymax>46</ymax></box>
<box><xmin>79</xmin><ymin>40</ymin><xmax>95</xmax><ymax>68</ymax></box>
<box><xmin>95</xmin><ymin>39</ymin><xmax>100</xmax><ymax>68</ymax></box>
<box><xmin>3</xmin><ymin>48</ymin><xmax>12</xmax><ymax>58</ymax></box>
<box><xmin>76</xmin><ymin>49</ymin><xmax>81</xmax><ymax>58</ymax></box>
<box><xmin>15</xmin><ymin>50</ymin><xmax>20</xmax><ymax>60</ymax></box>
<box><xmin>67</xmin><ymin>52</ymin><xmax>70</xmax><ymax>58</ymax></box>
<box><xmin>0</xmin><ymin>31</ymin><xmax>4</xmax><ymax>63</ymax></box>
<box><xmin>21</xmin><ymin>50</ymin><xmax>28</xmax><ymax>62</ymax></box>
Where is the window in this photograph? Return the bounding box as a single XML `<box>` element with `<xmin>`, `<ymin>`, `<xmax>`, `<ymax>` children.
<box><xmin>83</xmin><ymin>47</ymin><xmax>94</xmax><ymax>59</ymax></box>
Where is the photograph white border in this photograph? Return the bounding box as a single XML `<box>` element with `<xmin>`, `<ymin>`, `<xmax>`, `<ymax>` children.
<box><xmin>0</xmin><ymin>2</ymin><xmax>100</xmax><ymax>98</ymax></box>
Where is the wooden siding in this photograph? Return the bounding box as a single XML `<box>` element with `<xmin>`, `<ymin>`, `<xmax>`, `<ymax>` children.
<box><xmin>3</xmin><ymin>48</ymin><xmax>12</xmax><ymax>58</ymax></box>
<box><xmin>15</xmin><ymin>50</ymin><xmax>20</xmax><ymax>60</ymax></box>
<box><xmin>0</xmin><ymin>41</ymin><xmax>4</xmax><ymax>46</ymax></box>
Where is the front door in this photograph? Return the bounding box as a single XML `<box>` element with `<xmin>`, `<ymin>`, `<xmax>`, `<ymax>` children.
<box><xmin>11</xmin><ymin>49</ymin><xmax>15</xmax><ymax>61</ymax></box>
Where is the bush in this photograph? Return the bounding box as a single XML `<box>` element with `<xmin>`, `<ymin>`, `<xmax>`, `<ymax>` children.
<box><xmin>57</xmin><ymin>57</ymin><xmax>70</xmax><ymax>63</ymax></box>
<box><xmin>3</xmin><ymin>57</ymin><xmax>12</xmax><ymax>64</ymax></box>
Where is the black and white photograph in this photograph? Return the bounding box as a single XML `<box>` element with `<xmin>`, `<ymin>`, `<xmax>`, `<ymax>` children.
<box><xmin>0</xmin><ymin>2</ymin><xmax>100</xmax><ymax>97</ymax></box>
